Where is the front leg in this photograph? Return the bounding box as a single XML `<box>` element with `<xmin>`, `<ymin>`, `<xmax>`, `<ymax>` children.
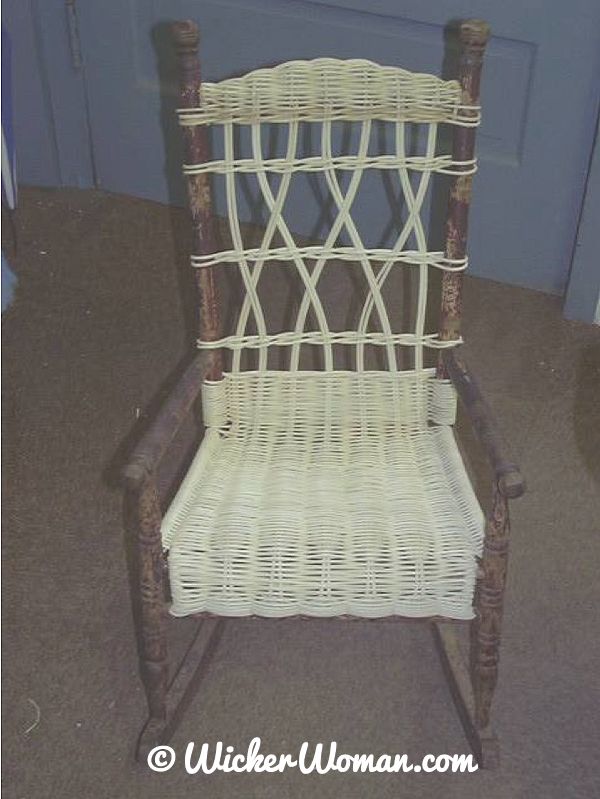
<box><xmin>129</xmin><ymin>475</ymin><xmax>169</xmax><ymax>745</ymax></box>
<box><xmin>471</xmin><ymin>483</ymin><xmax>510</xmax><ymax>731</ymax></box>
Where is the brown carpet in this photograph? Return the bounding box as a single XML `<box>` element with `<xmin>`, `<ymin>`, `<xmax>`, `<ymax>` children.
<box><xmin>2</xmin><ymin>187</ymin><xmax>600</xmax><ymax>798</ymax></box>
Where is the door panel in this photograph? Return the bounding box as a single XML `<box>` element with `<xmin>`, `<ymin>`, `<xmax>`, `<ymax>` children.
<box><xmin>78</xmin><ymin>0</ymin><xmax>600</xmax><ymax>294</ymax></box>
<box><xmin>564</xmin><ymin>115</ymin><xmax>600</xmax><ymax>323</ymax></box>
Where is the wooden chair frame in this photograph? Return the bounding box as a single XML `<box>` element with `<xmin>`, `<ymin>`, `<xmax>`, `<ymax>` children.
<box><xmin>123</xmin><ymin>18</ymin><xmax>525</xmax><ymax>768</ymax></box>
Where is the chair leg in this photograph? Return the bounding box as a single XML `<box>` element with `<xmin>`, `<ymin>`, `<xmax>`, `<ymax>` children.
<box><xmin>130</xmin><ymin>474</ymin><xmax>226</xmax><ymax>761</ymax></box>
<box><xmin>470</xmin><ymin>484</ymin><xmax>511</xmax><ymax>764</ymax></box>
<box><xmin>471</xmin><ymin>594</ymin><xmax>502</xmax><ymax>732</ymax></box>
<box><xmin>133</xmin><ymin>476</ymin><xmax>169</xmax><ymax>757</ymax></box>
<box><xmin>137</xmin><ymin>617</ymin><xmax>225</xmax><ymax>762</ymax></box>
<box><xmin>434</xmin><ymin>485</ymin><xmax>510</xmax><ymax>769</ymax></box>
<box><xmin>433</xmin><ymin>622</ymin><xmax>499</xmax><ymax>769</ymax></box>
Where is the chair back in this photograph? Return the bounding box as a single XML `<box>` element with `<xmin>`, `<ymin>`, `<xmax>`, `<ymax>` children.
<box><xmin>174</xmin><ymin>23</ymin><xmax>489</xmax><ymax>379</ymax></box>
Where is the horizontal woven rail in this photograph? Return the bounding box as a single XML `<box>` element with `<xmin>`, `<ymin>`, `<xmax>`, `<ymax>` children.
<box><xmin>196</xmin><ymin>331</ymin><xmax>463</xmax><ymax>351</ymax></box>
<box><xmin>200</xmin><ymin>369</ymin><xmax>457</xmax><ymax>431</ymax></box>
<box><xmin>191</xmin><ymin>246</ymin><xmax>468</xmax><ymax>271</ymax></box>
<box><xmin>176</xmin><ymin>58</ymin><xmax>481</xmax><ymax>127</ymax></box>
<box><xmin>182</xmin><ymin>154</ymin><xmax>478</xmax><ymax>176</ymax></box>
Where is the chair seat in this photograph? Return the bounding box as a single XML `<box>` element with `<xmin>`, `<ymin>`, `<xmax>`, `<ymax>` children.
<box><xmin>162</xmin><ymin>372</ymin><xmax>484</xmax><ymax>620</ymax></box>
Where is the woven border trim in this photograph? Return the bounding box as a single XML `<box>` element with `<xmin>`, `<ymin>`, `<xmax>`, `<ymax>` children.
<box><xmin>177</xmin><ymin>58</ymin><xmax>481</xmax><ymax>127</ymax></box>
<box><xmin>182</xmin><ymin>154</ymin><xmax>477</xmax><ymax>177</ymax></box>
<box><xmin>196</xmin><ymin>330</ymin><xmax>463</xmax><ymax>352</ymax></box>
<box><xmin>199</xmin><ymin>369</ymin><xmax>458</xmax><ymax>430</ymax></box>
<box><xmin>190</xmin><ymin>246</ymin><xmax>468</xmax><ymax>271</ymax></box>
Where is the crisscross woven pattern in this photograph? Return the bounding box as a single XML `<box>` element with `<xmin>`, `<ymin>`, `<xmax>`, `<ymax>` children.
<box><xmin>163</xmin><ymin>58</ymin><xmax>484</xmax><ymax>619</ymax></box>
<box><xmin>178</xmin><ymin>59</ymin><xmax>478</xmax><ymax>372</ymax></box>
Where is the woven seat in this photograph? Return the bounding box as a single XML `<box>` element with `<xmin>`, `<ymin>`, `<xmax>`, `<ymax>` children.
<box><xmin>163</xmin><ymin>371</ymin><xmax>483</xmax><ymax>619</ymax></box>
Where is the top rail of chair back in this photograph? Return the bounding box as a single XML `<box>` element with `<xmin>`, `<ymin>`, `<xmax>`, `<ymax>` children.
<box><xmin>176</xmin><ymin>59</ymin><xmax>481</xmax><ymax>128</ymax></box>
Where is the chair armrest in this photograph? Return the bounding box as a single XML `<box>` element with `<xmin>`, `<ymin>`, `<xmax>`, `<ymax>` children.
<box><xmin>122</xmin><ymin>351</ymin><xmax>207</xmax><ymax>488</ymax></box>
<box><xmin>442</xmin><ymin>349</ymin><xmax>526</xmax><ymax>500</ymax></box>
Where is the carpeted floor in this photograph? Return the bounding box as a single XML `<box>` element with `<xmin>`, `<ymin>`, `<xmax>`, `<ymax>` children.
<box><xmin>2</xmin><ymin>187</ymin><xmax>600</xmax><ymax>798</ymax></box>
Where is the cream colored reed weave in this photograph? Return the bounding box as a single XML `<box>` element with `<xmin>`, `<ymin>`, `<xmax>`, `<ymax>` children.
<box><xmin>163</xmin><ymin>58</ymin><xmax>484</xmax><ymax>619</ymax></box>
<box><xmin>162</xmin><ymin>371</ymin><xmax>484</xmax><ymax>619</ymax></box>
<box><xmin>177</xmin><ymin>60</ymin><xmax>480</xmax><ymax>370</ymax></box>
<box><xmin>177</xmin><ymin>58</ymin><xmax>480</xmax><ymax>126</ymax></box>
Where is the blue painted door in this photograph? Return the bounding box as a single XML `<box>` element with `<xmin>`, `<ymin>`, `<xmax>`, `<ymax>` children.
<box><xmin>564</xmin><ymin>116</ymin><xmax>600</xmax><ymax>323</ymax></box>
<box><xmin>77</xmin><ymin>0</ymin><xmax>600</xmax><ymax>296</ymax></box>
<box><xmin>2</xmin><ymin>0</ymin><xmax>94</xmax><ymax>188</ymax></box>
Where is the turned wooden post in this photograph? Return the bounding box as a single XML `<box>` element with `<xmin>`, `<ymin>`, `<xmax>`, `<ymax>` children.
<box><xmin>131</xmin><ymin>474</ymin><xmax>168</xmax><ymax>723</ymax></box>
<box><xmin>173</xmin><ymin>20</ymin><xmax>223</xmax><ymax>381</ymax></box>
<box><xmin>472</xmin><ymin>485</ymin><xmax>510</xmax><ymax>730</ymax></box>
<box><xmin>437</xmin><ymin>20</ymin><xmax>490</xmax><ymax>363</ymax></box>
<box><xmin>434</xmin><ymin>19</ymin><xmax>508</xmax><ymax>736</ymax></box>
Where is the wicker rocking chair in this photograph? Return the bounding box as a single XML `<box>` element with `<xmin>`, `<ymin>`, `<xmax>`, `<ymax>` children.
<box><xmin>124</xmin><ymin>18</ymin><xmax>524</xmax><ymax>768</ymax></box>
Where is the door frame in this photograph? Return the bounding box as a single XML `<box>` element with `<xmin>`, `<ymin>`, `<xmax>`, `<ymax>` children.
<box><xmin>564</xmin><ymin>110</ymin><xmax>600</xmax><ymax>324</ymax></box>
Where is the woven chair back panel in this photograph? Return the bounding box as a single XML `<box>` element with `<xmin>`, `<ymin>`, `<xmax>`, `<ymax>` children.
<box><xmin>179</xmin><ymin>59</ymin><xmax>479</xmax><ymax>374</ymax></box>
<box><xmin>203</xmin><ymin>370</ymin><xmax>457</xmax><ymax>433</ymax></box>
<box><xmin>216</xmin><ymin>253</ymin><xmax>437</xmax><ymax>372</ymax></box>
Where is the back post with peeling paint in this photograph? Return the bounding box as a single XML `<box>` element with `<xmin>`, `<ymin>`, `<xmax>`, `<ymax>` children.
<box><xmin>173</xmin><ymin>20</ymin><xmax>223</xmax><ymax>381</ymax></box>
<box><xmin>438</xmin><ymin>20</ymin><xmax>490</xmax><ymax>358</ymax></box>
